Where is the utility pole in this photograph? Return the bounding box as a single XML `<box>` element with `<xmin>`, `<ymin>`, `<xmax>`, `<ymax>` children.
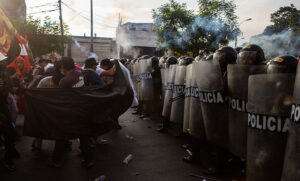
<box><xmin>58</xmin><ymin>0</ymin><xmax>64</xmax><ymax>55</ymax></box>
<box><xmin>90</xmin><ymin>0</ymin><xmax>94</xmax><ymax>53</ymax></box>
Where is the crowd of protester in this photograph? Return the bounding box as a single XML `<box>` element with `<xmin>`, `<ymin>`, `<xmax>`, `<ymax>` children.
<box><xmin>0</xmin><ymin>55</ymin><xmax>119</xmax><ymax>171</ymax></box>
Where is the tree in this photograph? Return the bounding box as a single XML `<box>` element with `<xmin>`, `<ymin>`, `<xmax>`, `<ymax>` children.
<box><xmin>152</xmin><ymin>0</ymin><xmax>195</xmax><ymax>56</ymax></box>
<box><xmin>263</xmin><ymin>4</ymin><xmax>300</xmax><ymax>35</ymax></box>
<box><xmin>152</xmin><ymin>0</ymin><xmax>240</xmax><ymax>56</ymax></box>
<box><xmin>191</xmin><ymin>0</ymin><xmax>240</xmax><ymax>55</ymax></box>
<box><xmin>12</xmin><ymin>16</ymin><xmax>71</xmax><ymax>57</ymax></box>
<box><xmin>271</xmin><ymin>4</ymin><xmax>300</xmax><ymax>32</ymax></box>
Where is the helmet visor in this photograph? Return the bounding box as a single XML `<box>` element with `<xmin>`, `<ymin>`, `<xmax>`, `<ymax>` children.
<box><xmin>213</xmin><ymin>52</ymin><xmax>226</xmax><ymax>65</ymax></box>
<box><xmin>237</xmin><ymin>51</ymin><xmax>257</xmax><ymax>65</ymax></box>
<box><xmin>267</xmin><ymin>64</ymin><xmax>288</xmax><ymax>74</ymax></box>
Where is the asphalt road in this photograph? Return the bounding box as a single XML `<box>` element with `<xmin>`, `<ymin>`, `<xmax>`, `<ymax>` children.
<box><xmin>0</xmin><ymin>109</ymin><xmax>241</xmax><ymax>181</ymax></box>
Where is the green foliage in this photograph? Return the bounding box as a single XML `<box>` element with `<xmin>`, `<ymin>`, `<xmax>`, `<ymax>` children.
<box><xmin>12</xmin><ymin>16</ymin><xmax>72</xmax><ymax>57</ymax></box>
<box><xmin>152</xmin><ymin>0</ymin><xmax>195</xmax><ymax>55</ymax></box>
<box><xmin>152</xmin><ymin>0</ymin><xmax>240</xmax><ymax>56</ymax></box>
<box><xmin>263</xmin><ymin>4</ymin><xmax>300</xmax><ymax>35</ymax></box>
<box><xmin>193</xmin><ymin>0</ymin><xmax>240</xmax><ymax>55</ymax></box>
<box><xmin>271</xmin><ymin>4</ymin><xmax>300</xmax><ymax>31</ymax></box>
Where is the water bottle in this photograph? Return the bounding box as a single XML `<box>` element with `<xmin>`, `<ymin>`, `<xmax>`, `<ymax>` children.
<box><xmin>126</xmin><ymin>135</ymin><xmax>134</xmax><ymax>140</ymax></box>
<box><xmin>123</xmin><ymin>154</ymin><xmax>133</xmax><ymax>164</ymax></box>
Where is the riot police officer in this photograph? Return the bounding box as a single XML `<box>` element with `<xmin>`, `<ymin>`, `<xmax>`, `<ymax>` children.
<box><xmin>157</xmin><ymin>56</ymin><xmax>178</xmax><ymax>133</ymax></box>
<box><xmin>195</xmin><ymin>46</ymin><xmax>237</xmax><ymax>175</ymax></box>
<box><xmin>247</xmin><ymin>55</ymin><xmax>297</xmax><ymax>181</ymax></box>
<box><xmin>281</xmin><ymin>55</ymin><xmax>300</xmax><ymax>181</ymax></box>
<box><xmin>237</xmin><ymin>44</ymin><xmax>265</xmax><ymax>65</ymax></box>
<box><xmin>151</xmin><ymin>56</ymin><xmax>162</xmax><ymax>116</ymax></box>
<box><xmin>227</xmin><ymin>44</ymin><xmax>266</xmax><ymax>175</ymax></box>
<box><xmin>267</xmin><ymin>55</ymin><xmax>297</xmax><ymax>74</ymax></box>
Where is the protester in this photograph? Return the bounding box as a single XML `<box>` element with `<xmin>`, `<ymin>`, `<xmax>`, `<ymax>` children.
<box><xmin>6</xmin><ymin>56</ymin><xmax>28</xmax><ymax>116</ymax></box>
<box><xmin>83</xmin><ymin>58</ymin><xmax>104</xmax><ymax>86</ymax></box>
<box><xmin>82</xmin><ymin>58</ymin><xmax>108</xmax><ymax>147</ymax></box>
<box><xmin>31</xmin><ymin>61</ymin><xmax>64</xmax><ymax>157</ymax></box>
<box><xmin>36</xmin><ymin>61</ymin><xmax>62</xmax><ymax>88</ymax></box>
<box><xmin>44</xmin><ymin>53</ymin><xmax>57</xmax><ymax>72</ymax></box>
<box><xmin>6</xmin><ymin>56</ymin><xmax>30</xmax><ymax>81</ymax></box>
<box><xmin>0</xmin><ymin>57</ymin><xmax>19</xmax><ymax>172</ymax></box>
<box><xmin>32</xmin><ymin>58</ymin><xmax>48</xmax><ymax>79</ymax></box>
<box><xmin>49</xmin><ymin>57</ymin><xmax>93</xmax><ymax>168</ymax></box>
<box><xmin>98</xmin><ymin>58</ymin><xmax>116</xmax><ymax>85</ymax></box>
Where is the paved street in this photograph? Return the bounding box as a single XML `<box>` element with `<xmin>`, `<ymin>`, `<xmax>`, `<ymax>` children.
<box><xmin>0</xmin><ymin>109</ymin><xmax>240</xmax><ymax>181</ymax></box>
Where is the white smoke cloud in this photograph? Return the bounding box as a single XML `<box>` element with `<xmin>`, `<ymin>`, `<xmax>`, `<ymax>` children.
<box><xmin>249</xmin><ymin>30</ymin><xmax>300</xmax><ymax>59</ymax></box>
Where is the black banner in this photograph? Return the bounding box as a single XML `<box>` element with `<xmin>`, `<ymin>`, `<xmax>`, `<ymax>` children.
<box><xmin>24</xmin><ymin>61</ymin><xmax>134</xmax><ymax>140</ymax></box>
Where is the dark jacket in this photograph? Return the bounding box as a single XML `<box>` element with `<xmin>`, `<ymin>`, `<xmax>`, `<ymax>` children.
<box><xmin>82</xmin><ymin>69</ymin><xmax>104</xmax><ymax>87</ymax></box>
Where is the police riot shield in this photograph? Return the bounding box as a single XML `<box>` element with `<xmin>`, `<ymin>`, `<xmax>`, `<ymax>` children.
<box><xmin>139</xmin><ymin>59</ymin><xmax>154</xmax><ymax>101</ymax></box>
<box><xmin>227</xmin><ymin>64</ymin><xmax>266</xmax><ymax>159</ymax></box>
<box><xmin>188</xmin><ymin>63</ymin><xmax>206</xmax><ymax>140</ymax></box>
<box><xmin>282</xmin><ymin>65</ymin><xmax>300</xmax><ymax>181</ymax></box>
<box><xmin>160</xmin><ymin>67</ymin><xmax>168</xmax><ymax>100</ymax></box>
<box><xmin>183</xmin><ymin>64</ymin><xmax>193</xmax><ymax>133</ymax></box>
<box><xmin>170</xmin><ymin>65</ymin><xmax>187</xmax><ymax>135</ymax></box>
<box><xmin>194</xmin><ymin>61</ymin><xmax>228</xmax><ymax>148</ymax></box>
<box><xmin>133</xmin><ymin>62</ymin><xmax>141</xmax><ymax>100</ymax></box>
<box><xmin>162</xmin><ymin>65</ymin><xmax>177</xmax><ymax>118</ymax></box>
<box><xmin>247</xmin><ymin>74</ymin><xmax>295</xmax><ymax>181</ymax></box>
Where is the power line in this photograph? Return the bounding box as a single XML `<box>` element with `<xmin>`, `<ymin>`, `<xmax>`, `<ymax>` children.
<box><xmin>27</xmin><ymin>9</ymin><xmax>59</xmax><ymax>15</ymax></box>
<box><xmin>61</xmin><ymin>1</ymin><xmax>117</xmax><ymax>28</ymax></box>
<box><xmin>28</xmin><ymin>3</ymin><xmax>57</xmax><ymax>9</ymax></box>
<box><xmin>61</xmin><ymin>2</ymin><xmax>117</xmax><ymax>29</ymax></box>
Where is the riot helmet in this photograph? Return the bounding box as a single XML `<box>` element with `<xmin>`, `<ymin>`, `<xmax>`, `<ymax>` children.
<box><xmin>166</xmin><ymin>56</ymin><xmax>178</xmax><ymax>67</ymax></box>
<box><xmin>195</xmin><ymin>56</ymin><xmax>202</xmax><ymax>62</ymax></box>
<box><xmin>267</xmin><ymin>55</ymin><xmax>298</xmax><ymax>74</ymax></box>
<box><xmin>237</xmin><ymin>44</ymin><xmax>265</xmax><ymax>65</ymax></box>
<box><xmin>140</xmin><ymin>55</ymin><xmax>150</xmax><ymax>60</ymax></box>
<box><xmin>213</xmin><ymin>46</ymin><xmax>237</xmax><ymax>70</ymax></box>
<box><xmin>159</xmin><ymin>56</ymin><xmax>168</xmax><ymax>68</ymax></box>
<box><xmin>179</xmin><ymin>57</ymin><xmax>194</xmax><ymax>66</ymax></box>
<box><xmin>151</xmin><ymin>56</ymin><xmax>159</xmax><ymax>68</ymax></box>
<box><xmin>200</xmin><ymin>56</ymin><xmax>207</xmax><ymax>61</ymax></box>
<box><xmin>235</xmin><ymin>47</ymin><xmax>243</xmax><ymax>54</ymax></box>
<box><xmin>205</xmin><ymin>54</ymin><xmax>214</xmax><ymax>61</ymax></box>
<box><xmin>132</xmin><ymin>59</ymin><xmax>138</xmax><ymax>64</ymax></box>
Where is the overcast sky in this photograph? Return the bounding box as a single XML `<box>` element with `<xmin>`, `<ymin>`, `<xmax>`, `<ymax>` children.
<box><xmin>25</xmin><ymin>0</ymin><xmax>300</xmax><ymax>46</ymax></box>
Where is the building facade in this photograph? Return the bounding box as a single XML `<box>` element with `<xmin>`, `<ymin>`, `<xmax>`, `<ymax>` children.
<box><xmin>116</xmin><ymin>22</ymin><xmax>162</xmax><ymax>59</ymax></box>
<box><xmin>65</xmin><ymin>36</ymin><xmax>117</xmax><ymax>66</ymax></box>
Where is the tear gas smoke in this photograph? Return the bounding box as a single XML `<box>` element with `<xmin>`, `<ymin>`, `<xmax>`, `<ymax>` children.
<box><xmin>249</xmin><ymin>30</ymin><xmax>300</xmax><ymax>59</ymax></box>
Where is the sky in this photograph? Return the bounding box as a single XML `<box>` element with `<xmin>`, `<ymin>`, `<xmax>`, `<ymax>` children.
<box><xmin>25</xmin><ymin>0</ymin><xmax>300</xmax><ymax>46</ymax></box>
